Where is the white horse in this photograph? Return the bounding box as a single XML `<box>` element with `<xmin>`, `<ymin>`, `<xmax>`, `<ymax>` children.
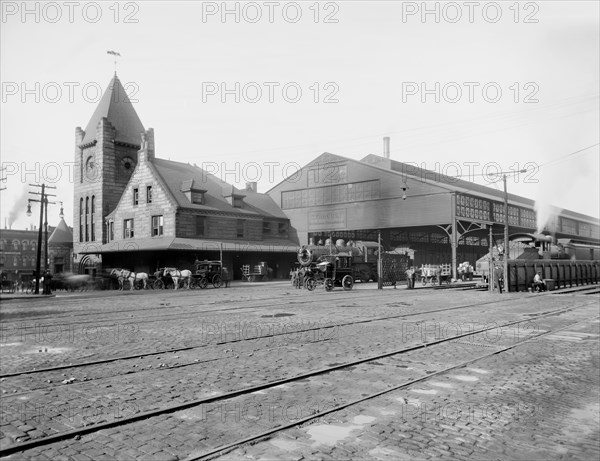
<box><xmin>110</xmin><ymin>268</ymin><xmax>137</xmax><ymax>291</ymax></box>
<box><xmin>133</xmin><ymin>272</ymin><xmax>149</xmax><ymax>289</ymax></box>
<box><xmin>163</xmin><ymin>268</ymin><xmax>192</xmax><ymax>289</ymax></box>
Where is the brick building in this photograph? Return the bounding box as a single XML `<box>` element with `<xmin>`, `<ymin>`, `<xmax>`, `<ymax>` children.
<box><xmin>76</xmin><ymin>74</ymin><xmax>297</xmax><ymax>278</ymax></box>
<box><xmin>0</xmin><ymin>220</ymin><xmax>72</xmax><ymax>285</ymax></box>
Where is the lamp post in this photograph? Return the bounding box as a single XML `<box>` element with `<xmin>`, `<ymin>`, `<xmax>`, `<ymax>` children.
<box><xmin>26</xmin><ymin>184</ymin><xmax>56</xmax><ymax>294</ymax></box>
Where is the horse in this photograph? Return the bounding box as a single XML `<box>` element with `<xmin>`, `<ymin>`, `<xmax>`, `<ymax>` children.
<box><xmin>162</xmin><ymin>268</ymin><xmax>192</xmax><ymax>289</ymax></box>
<box><xmin>110</xmin><ymin>268</ymin><xmax>136</xmax><ymax>291</ymax></box>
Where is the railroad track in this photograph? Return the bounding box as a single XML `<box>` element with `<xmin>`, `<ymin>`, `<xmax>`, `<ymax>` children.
<box><xmin>0</xmin><ymin>298</ymin><xmax>596</xmax><ymax>459</ymax></box>
<box><xmin>0</xmin><ymin>295</ymin><xmax>544</xmax><ymax>379</ymax></box>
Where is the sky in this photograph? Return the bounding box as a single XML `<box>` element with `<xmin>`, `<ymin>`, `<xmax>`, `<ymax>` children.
<box><xmin>1</xmin><ymin>0</ymin><xmax>599</xmax><ymax>231</ymax></box>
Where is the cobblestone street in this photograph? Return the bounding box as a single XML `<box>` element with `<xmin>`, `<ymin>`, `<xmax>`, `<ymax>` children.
<box><xmin>1</xmin><ymin>283</ymin><xmax>598</xmax><ymax>460</ymax></box>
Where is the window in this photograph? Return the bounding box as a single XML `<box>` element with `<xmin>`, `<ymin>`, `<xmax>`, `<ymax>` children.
<box><xmin>196</xmin><ymin>216</ymin><xmax>206</xmax><ymax>236</ymax></box>
<box><xmin>85</xmin><ymin>197</ymin><xmax>89</xmax><ymax>242</ymax></box>
<box><xmin>79</xmin><ymin>198</ymin><xmax>83</xmax><ymax>241</ymax></box>
<box><xmin>152</xmin><ymin>215</ymin><xmax>164</xmax><ymax>237</ymax></box>
<box><xmin>263</xmin><ymin>221</ymin><xmax>271</xmax><ymax>235</ymax></box>
<box><xmin>278</xmin><ymin>222</ymin><xmax>288</xmax><ymax>236</ymax></box>
<box><xmin>233</xmin><ymin>197</ymin><xmax>243</xmax><ymax>208</ymax></box>
<box><xmin>124</xmin><ymin>219</ymin><xmax>134</xmax><ymax>238</ymax></box>
<box><xmin>91</xmin><ymin>196</ymin><xmax>95</xmax><ymax>241</ymax></box>
<box><xmin>133</xmin><ymin>188</ymin><xmax>139</xmax><ymax>206</ymax></box>
<box><xmin>109</xmin><ymin>221</ymin><xmax>114</xmax><ymax>241</ymax></box>
<box><xmin>236</xmin><ymin>219</ymin><xmax>244</xmax><ymax>238</ymax></box>
<box><xmin>146</xmin><ymin>186</ymin><xmax>153</xmax><ymax>203</ymax></box>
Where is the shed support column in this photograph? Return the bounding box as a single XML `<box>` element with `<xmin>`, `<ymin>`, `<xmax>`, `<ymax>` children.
<box><xmin>451</xmin><ymin>194</ymin><xmax>458</xmax><ymax>281</ymax></box>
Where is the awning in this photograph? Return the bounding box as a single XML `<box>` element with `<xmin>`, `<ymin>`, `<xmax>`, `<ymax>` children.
<box><xmin>79</xmin><ymin>237</ymin><xmax>299</xmax><ymax>254</ymax></box>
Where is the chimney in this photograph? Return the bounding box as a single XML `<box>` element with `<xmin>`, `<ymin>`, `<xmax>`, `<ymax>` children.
<box><xmin>383</xmin><ymin>137</ymin><xmax>390</xmax><ymax>159</ymax></box>
<box><xmin>245</xmin><ymin>182</ymin><xmax>257</xmax><ymax>192</ymax></box>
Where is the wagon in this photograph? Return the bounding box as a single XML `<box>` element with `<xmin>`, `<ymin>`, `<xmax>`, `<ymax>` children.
<box><xmin>241</xmin><ymin>262</ymin><xmax>272</xmax><ymax>282</ymax></box>
<box><xmin>419</xmin><ymin>264</ymin><xmax>451</xmax><ymax>285</ymax></box>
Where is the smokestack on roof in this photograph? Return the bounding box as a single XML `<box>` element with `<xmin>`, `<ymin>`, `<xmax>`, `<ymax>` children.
<box><xmin>383</xmin><ymin>137</ymin><xmax>390</xmax><ymax>159</ymax></box>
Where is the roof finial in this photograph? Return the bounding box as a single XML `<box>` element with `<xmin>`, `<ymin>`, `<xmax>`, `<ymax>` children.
<box><xmin>107</xmin><ymin>50</ymin><xmax>121</xmax><ymax>75</ymax></box>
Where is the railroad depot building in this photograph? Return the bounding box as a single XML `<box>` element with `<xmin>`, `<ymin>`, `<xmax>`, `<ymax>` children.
<box><xmin>75</xmin><ymin>75</ymin><xmax>297</xmax><ymax>278</ymax></box>
<box><xmin>75</xmin><ymin>74</ymin><xmax>599</xmax><ymax>280</ymax></box>
<box><xmin>267</xmin><ymin>148</ymin><xmax>600</xmax><ymax>273</ymax></box>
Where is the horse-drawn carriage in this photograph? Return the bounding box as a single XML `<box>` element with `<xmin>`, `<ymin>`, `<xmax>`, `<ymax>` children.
<box><xmin>190</xmin><ymin>260</ymin><xmax>223</xmax><ymax>289</ymax></box>
<box><xmin>151</xmin><ymin>262</ymin><xmax>224</xmax><ymax>289</ymax></box>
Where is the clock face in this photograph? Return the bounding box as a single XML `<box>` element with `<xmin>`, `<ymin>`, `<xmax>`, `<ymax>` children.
<box><xmin>121</xmin><ymin>156</ymin><xmax>135</xmax><ymax>172</ymax></box>
<box><xmin>85</xmin><ymin>156</ymin><xmax>97</xmax><ymax>179</ymax></box>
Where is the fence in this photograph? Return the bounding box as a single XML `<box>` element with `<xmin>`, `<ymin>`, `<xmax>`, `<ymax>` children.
<box><xmin>507</xmin><ymin>260</ymin><xmax>599</xmax><ymax>292</ymax></box>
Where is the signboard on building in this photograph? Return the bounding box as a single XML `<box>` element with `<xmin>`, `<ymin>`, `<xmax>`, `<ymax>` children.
<box><xmin>308</xmin><ymin>209</ymin><xmax>347</xmax><ymax>230</ymax></box>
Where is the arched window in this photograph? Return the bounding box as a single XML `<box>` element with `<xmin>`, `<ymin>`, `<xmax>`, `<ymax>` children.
<box><xmin>12</xmin><ymin>239</ymin><xmax>19</xmax><ymax>251</ymax></box>
<box><xmin>91</xmin><ymin>196</ymin><xmax>95</xmax><ymax>241</ymax></box>
<box><xmin>79</xmin><ymin>198</ymin><xmax>84</xmax><ymax>242</ymax></box>
<box><xmin>0</xmin><ymin>240</ymin><xmax>5</xmax><ymax>251</ymax></box>
<box><xmin>85</xmin><ymin>197</ymin><xmax>89</xmax><ymax>242</ymax></box>
<box><xmin>30</xmin><ymin>241</ymin><xmax>36</xmax><ymax>252</ymax></box>
<box><xmin>22</xmin><ymin>240</ymin><xmax>28</xmax><ymax>251</ymax></box>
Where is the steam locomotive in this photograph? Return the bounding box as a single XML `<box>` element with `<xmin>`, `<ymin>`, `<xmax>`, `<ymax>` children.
<box><xmin>509</xmin><ymin>233</ymin><xmax>600</xmax><ymax>261</ymax></box>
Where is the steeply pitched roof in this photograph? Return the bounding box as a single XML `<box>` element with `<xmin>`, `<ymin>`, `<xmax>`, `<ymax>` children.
<box><xmin>82</xmin><ymin>74</ymin><xmax>145</xmax><ymax>145</ymax></box>
<box><xmin>152</xmin><ymin>158</ymin><xmax>287</xmax><ymax>218</ymax></box>
<box><xmin>48</xmin><ymin>218</ymin><xmax>73</xmax><ymax>245</ymax></box>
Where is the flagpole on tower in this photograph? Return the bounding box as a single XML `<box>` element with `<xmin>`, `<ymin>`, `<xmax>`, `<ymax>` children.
<box><xmin>107</xmin><ymin>50</ymin><xmax>121</xmax><ymax>75</ymax></box>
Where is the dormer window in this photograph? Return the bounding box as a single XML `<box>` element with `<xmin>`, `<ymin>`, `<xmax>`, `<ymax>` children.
<box><xmin>225</xmin><ymin>191</ymin><xmax>246</xmax><ymax>208</ymax></box>
<box><xmin>181</xmin><ymin>180</ymin><xmax>206</xmax><ymax>205</ymax></box>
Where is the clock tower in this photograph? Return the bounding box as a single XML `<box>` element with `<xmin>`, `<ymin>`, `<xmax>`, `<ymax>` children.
<box><xmin>73</xmin><ymin>74</ymin><xmax>146</xmax><ymax>263</ymax></box>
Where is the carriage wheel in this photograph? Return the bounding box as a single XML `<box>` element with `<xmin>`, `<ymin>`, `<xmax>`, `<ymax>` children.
<box><xmin>153</xmin><ymin>279</ymin><xmax>164</xmax><ymax>290</ymax></box>
<box><xmin>342</xmin><ymin>275</ymin><xmax>354</xmax><ymax>291</ymax></box>
<box><xmin>421</xmin><ymin>277</ymin><xmax>428</xmax><ymax>286</ymax></box>
<box><xmin>195</xmin><ymin>277</ymin><xmax>206</xmax><ymax>289</ymax></box>
<box><xmin>306</xmin><ymin>277</ymin><xmax>316</xmax><ymax>291</ymax></box>
<box><xmin>212</xmin><ymin>274</ymin><xmax>223</xmax><ymax>288</ymax></box>
<box><xmin>189</xmin><ymin>278</ymin><xmax>197</xmax><ymax>289</ymax></box>
<box><xmin>324</xmin><ymin>278</ymin><xmax>334</xmax><ymax>292</ymax></box>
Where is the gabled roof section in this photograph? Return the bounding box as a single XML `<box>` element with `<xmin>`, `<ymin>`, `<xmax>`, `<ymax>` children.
<box><xmin>48</xmin><ymin>218</ymin><xmax>73</xmax><ymax>245</ymax></box>
<box><xmin>82</xmin><ymin>74</ymin><xmax>145</xmax><ymax>145</ymax></box>
<box><xmin>152</xmin><ymin>158</ymin><xmax>284</xmax><ymax>217</ymax></box>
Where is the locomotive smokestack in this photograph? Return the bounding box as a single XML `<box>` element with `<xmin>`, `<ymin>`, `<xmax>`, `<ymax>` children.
<box><xmin>383</xmin><ymin>137</ymin><xmax>390</xmax><ymax>159</ymax></box>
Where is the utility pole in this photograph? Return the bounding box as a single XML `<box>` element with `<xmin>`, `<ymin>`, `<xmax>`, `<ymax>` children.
<box><xmin>26</xmin><ymin>184</ymin><xmax>57</xmax><ymax>294</ymax></box>
<box><xmin>503</xmin><ymin>174</ymin><xmax>509</xmax><ymax>293</ymax></box>
<box><xmin>377</xmin><ymin>230</ymin><xmax>382</xmax><ymax>290</ymax></box>
<box><xmin>498</xmin><ymin>169</ymin><xmax>527</xmax><ymax>293</ymax></box>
